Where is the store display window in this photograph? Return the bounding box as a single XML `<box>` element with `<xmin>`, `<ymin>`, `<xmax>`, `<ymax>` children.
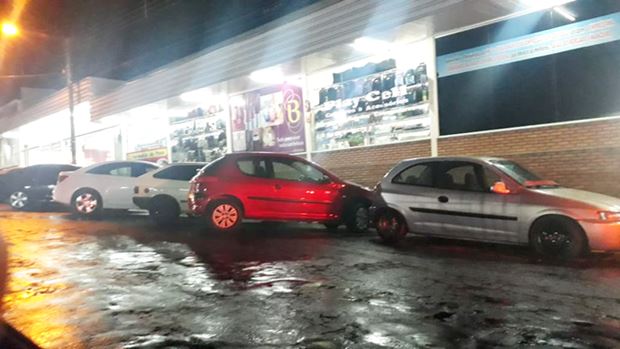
<box><xmin>306</xmin><ymin>36</ymin><xmax>433</xmax><ymax>151</ymax></box>
<box><xmin>168</xmin><ymin>87</ymin><xmax>228</xmax><ymax>163</ymax></box>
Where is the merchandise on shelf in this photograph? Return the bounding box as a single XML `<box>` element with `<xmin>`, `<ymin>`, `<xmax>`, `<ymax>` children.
<box><xmin>170</xmin><ymin>105</ymin><xmax>227</xmax><ymax>162</ymax></box>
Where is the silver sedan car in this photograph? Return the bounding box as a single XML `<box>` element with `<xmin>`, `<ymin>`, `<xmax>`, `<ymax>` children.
<box><xmin>374</xmin><ymin>156</ymin><xmax>620</xmax><ymax>259</ymax></box>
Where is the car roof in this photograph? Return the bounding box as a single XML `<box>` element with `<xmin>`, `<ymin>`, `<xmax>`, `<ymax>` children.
<box><xmin>80</xmin><ymin>160</ymin><xmax>160</xmax><ymax>171</ymax></box>
<box><xmin>397</xmin><ymin>156</ymin><xmax>508</xmax><ymax>165</ymax></box>
<box><xmin>223</xmin><ymin>152</ymin><xmax>305</xmax><ymax>160</ymax></box>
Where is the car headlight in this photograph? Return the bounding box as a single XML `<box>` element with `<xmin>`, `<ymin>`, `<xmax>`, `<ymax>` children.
<box><xmin>598</xmin><ymin>211</ymin><xmax>620</xmax><ymax>222</ymax></box>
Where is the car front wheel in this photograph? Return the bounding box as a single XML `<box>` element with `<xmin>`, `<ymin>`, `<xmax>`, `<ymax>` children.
<box><xmin>72</xmin><ymin>189</ymin><xmax>102</xmax><ymax>218</ymax></box>
<box><xmin>530</xmin><ymin>216</ymin><xmax>587</xmax><ymax>260</ymax></box>
<box><xmin>9</xmin><ymin>191</ymin><xmax>29</xmax><ymax>210</ymax></box>
<box><xmin>207</xmin><ymin>200</ymin><xmax>242</xmax><ymax>232</ymax></box>
<box><xmin>376</xmin><ymin>209</ymin><xmax>408</xmax><ymax>243</ymax></box>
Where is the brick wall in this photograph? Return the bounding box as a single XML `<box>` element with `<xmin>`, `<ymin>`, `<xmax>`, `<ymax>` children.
<box><xmin>438</xmin><ymin>118</ymin><xmax>620</xmax><ymax>197</ymax></box>
<box><xmin>311</xmin><ymin>118</ymin><xmax>620</xmax><ymax>197</ymax></box>
<box><xmin>312</xmin><ymin>140</ymin><xmax>432</xmax><ymax>187</ymax></box>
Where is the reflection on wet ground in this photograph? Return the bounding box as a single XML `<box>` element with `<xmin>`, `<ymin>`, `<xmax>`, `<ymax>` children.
<box><xmin>0</xmin><ymin>205</ymin><xmax>619</xmax><ymax>348</ymax></box>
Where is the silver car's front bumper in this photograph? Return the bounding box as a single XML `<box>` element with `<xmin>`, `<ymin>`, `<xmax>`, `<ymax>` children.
<box><xmin>579</xmin><ymin>221</ymin><xmax>620</xmax><ymax>251</ymax></box>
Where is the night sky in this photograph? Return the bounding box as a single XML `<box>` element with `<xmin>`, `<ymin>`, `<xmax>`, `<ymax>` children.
<box><xmin>0</xmin><ymin>0</ymin><xmax>321</xmax><ymax>105</ymax></box>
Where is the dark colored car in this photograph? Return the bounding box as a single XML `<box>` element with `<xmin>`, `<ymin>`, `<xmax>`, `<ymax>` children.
<box><xmin>0</xmin><ymin>164</ymin><xmax>80</xmax><ymax>210</ymax></box>
<box><xmin>188</xmin><ymin>152</ymin><xmax>376</xmax><ymax>232</ymax></box>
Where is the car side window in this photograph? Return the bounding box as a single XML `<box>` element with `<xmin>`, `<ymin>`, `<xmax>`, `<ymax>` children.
<box><xmin>436</xmin><ymin>162</ymin><xmax>485</xmax><ymax>192</ymax></box>
<box><xmin>237</xmin><ymin>159</ymin><xmax>269</xmax><ymax>178</ymax></box>
<box><xmin>88</xmin><ymin>164</ymin><xmax>133</xmax><ymax>177</ymax></box>
<box><xmin>36</xmin><ymin>166</ymin><xmax>62</xmax><ymax>186</ymax></box>
<box><xmin>482</xmin><ymin>166</ymin><xmax>502</xmax><ymax>190</ymax></box>
<box><xmin>271</xmin><ymin>159</ymin><xmax>330</xmax><ymax>183</ymax></box>
<box><xmin>392</xmin><ymin>163</ymin><xmax>433</xmax><ymax>187</ymax></box>
<box><xmin>132</xmin><ymin>163</ymin><xmax>158</xmax><ymax>177</ymax></box>
<box><xmin>154</xmin><ymin>165</ymin><xmax>202</xmax><ymax>181</ymax></box>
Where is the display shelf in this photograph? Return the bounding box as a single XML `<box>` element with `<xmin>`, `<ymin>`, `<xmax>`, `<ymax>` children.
<box><xmin>169</xmin><ymin>112</ymin><xmax>226</xmax><ymax>126</ymax></box>
<box><xmin>172</xmin><ymin>129</ymin><xmax>225</xmax><ymax>140</ymax></box>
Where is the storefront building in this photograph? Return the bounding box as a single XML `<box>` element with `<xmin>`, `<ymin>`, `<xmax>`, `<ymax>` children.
<box><xmin>2</xmin><ymin>0</ymin><xmax>619</xmax><ymax>196</ymax></box>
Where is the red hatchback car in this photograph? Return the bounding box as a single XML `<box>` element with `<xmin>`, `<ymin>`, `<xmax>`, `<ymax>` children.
<box><xmin>188</xmin><ymin>152</ymin><xmax>376</xmax><ymax>233</ymax></box>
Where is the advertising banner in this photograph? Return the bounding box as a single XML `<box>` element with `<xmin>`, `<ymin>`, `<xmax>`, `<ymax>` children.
<box><xmin>230</xmin><ymin>84</ymin><xmax>305</xmax><ymax>153</ymax></box>
<box><xmin>127</xmin><ymin>147</ymin><xmax>168</xmax><ymax>162</ymax></box>
<box><xmin>437</xmin><ymin>12</ymin><xmax>620</xmax><ymax>77</ymax></box>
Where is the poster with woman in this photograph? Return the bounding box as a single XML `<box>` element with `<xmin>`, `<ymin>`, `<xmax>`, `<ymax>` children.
<box><xmin>229</xmin><ymin>84</ymin><xmax>306</xmax><ymax>153</ymax></box>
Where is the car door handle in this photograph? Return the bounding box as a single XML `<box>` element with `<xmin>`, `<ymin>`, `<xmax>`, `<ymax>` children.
<box><xmin>274</xmin><ymin>184</ymin><xmax>282</xmax><ymax>190</ymax></box>
<box><xmin>438</xmin><ymin>195</ymin><xmax>449</xmax><ymax>203</ymax></box>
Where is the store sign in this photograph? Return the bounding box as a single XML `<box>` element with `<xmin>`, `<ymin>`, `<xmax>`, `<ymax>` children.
<box><xmin>127</xmin><ymin>147</ymin><xmax>168</xmax><ymax>162</ymax></box>
<box><xmin>437</xmin><ymin>12</ymin><xmax>620</xmax><ymax>77</ymax></box>
<box><xmin>230</xmin><ymin>84</ymin><xmax>305</xmax><ymax>153</ymax></box>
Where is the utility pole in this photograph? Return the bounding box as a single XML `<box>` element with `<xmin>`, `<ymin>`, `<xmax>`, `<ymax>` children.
<box><xmin>64</xmin><ymin>38</ymin><xmax>76</xmax><ymax>165</ymax></box>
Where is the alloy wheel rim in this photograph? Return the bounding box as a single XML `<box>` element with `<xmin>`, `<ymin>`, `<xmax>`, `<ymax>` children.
<box><xmin>76</xmin><ymin>193</ymin><xmax>98</xmax><ymax>214</ymax></box>
<box><xmin>212</xmin><ymin>204</ymin><xmax>239</xmax><ymax>229</ymax></box>
<box><xmin>539</xmin><ymin>229</ymin><xmax>571</xmax><ymax>252</ymax></box>
<box><xmin>10</xmin><ymin>192</ymin><xmax>27</xmax><ymax>208</ymax></box>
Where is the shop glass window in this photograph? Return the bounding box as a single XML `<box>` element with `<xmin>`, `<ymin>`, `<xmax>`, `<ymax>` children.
<box><xmin>308</xmin><ymin>38</ymin><xmax>433</xmax><ymax>152</ymax></box>
<box><xmin>237</xmin><ymin>159</ymin><xmax>268</xmax><ymax>178</ymax></box>
<box><xmin>436</xmin><ymin>162</ymin><xmax>484</xmax><ymax>192</ymax></box>
<box><xmin>271</xmin><ymin>159</ymin><xmax>330</xmax><ymax>183</ymax></box>
<box><xmin>393</xmin><ymin>163</ymin><xmax>433</xmax><ymax>187</ymax></box>
<box><xmin>154</xmin><ymin>165</ymin><xmax>203</xmax><ymax>181</ymax></box>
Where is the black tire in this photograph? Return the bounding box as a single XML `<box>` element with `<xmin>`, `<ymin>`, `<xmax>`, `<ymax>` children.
<box><xmin>530</xmin><ymin>216</ymin><xmax>587</xmax><ymax>260</ymax></box>
<box><xmin>71</xmin><ymin>188</ymin><xmax>103</xmax><ymax>218</ymax></box>
<box><xmin>9</xmin><ymin>191</ymin><xmax>29</xmax><ymax>211</ymax></box>
<box><xmin>376</xmin><ymin>209</ymin><xmax>408</xmax><ymax>243</ymax></box>
<box><xmin>149</xmin><ymin>196</ymin><xmax>180</xmax><ymax>226</ymax></box>
<box><xmin>206</xmin><ymin>199</ymin><xmax>243</xmax><ymax>233</ymax></box>
<box><xmin>324</xmin><ymin>222</ymin><xmax>340</xmax><ymax>232</ymax></box>
<box><xmin>345</xmin><ymin>202</ymin><xmax>370</xmax><ymax>234</ymax></box>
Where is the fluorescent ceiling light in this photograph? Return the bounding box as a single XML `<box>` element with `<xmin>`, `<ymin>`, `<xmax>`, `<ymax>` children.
<box><xmin>553</xmin><ymin>6</ymin><xmax>576</xmax><ymax>21</ymax></box>
<box><xmin>250</xmin><ymin>66</ymin><xmax>285</xmax><ymax>84</ymax></box>
<box><xmin>352</xmin><ymin>37</ymin><xmax>392</xmax><ymax>54</ymax></box>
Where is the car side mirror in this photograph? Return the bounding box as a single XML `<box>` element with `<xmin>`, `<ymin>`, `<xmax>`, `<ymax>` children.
<box><xmin>491</xmin><ymin>181</ymin><xmax>511</xmax><ymax>194</ymax></box>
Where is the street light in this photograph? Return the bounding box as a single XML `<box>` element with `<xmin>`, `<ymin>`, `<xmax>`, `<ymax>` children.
<box><xmin>1</xmin><ymin>21</ymin><xmax>77</xmax><ymax>165</ymax></box>
<box><xmin>1</xmin><ymin>22</ymin><xmax>19</xmax><ymax>37</ymax></box>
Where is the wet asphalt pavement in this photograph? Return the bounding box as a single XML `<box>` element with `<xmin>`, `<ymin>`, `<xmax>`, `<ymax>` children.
<box><xmin>0</xmin><ymin>205</ymin><xmax>619</xmax><ymax>349</ymax></box>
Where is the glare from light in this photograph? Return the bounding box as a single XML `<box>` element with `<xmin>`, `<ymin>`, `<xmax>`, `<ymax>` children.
<box><xmin>1</xmin><ymin>22</ymin><xmax>19</xmax><ymax>37</ymax></box>
<box><xmin>352</xmin><ymin>37</ymin><xmax>392</xmax><ymax>54</ymax></box>
<box><xmin>229</xmin><ymin>95</ymin><xmax>245</xmax><ymax>107</ymax></box>
<box><xmin>519</xmin><ymin>0</ymin><xmax>575</xmax><ymax>11</ymax></box>
<box><xmin>180</xmin><ymin>87</ymin><xmax>211</xmax><ymax>103</ymax></box>
<box><xmin>553</xmin><ymin>6</ymin><xmax>576</xmax><ymax>21</ymax></box>
<box><xmin>250</xmin><ymin>66</ymin><xmax>285</xmax><ymax>84</ymax></box>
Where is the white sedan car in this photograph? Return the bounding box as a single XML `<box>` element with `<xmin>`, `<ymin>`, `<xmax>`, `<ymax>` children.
<box><xmin>53</xmin><ymin>161</ymin><xmax>160</xmax><ymax>217</ymax></box>
<box><xmin>132</xmin><ymin>163</ymin><xmax>206</xmax><ymax>225</ymax></box>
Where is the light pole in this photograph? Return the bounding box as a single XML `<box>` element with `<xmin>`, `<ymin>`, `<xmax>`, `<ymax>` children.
<box><xmin>1</xmin><ymin>22</ymin><xmax>77</xmax><ymax>164</ymax></box>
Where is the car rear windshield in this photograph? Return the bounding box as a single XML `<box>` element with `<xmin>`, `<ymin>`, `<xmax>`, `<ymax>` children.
<box><xmin>489</xmin><ymin>160</ymin><xmax>541</xmax><ymax>184</ymax></box>
<box><xmin>198</xmin><ymin>157</ymin><xmax>225</xmax><ymax>177</ymax></box>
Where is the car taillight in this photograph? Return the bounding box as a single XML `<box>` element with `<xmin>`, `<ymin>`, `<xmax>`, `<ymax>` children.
<box><xmin>58</xmin><ymin>174</ymin><xmax>69</xmax><ymax>183</ymax></box>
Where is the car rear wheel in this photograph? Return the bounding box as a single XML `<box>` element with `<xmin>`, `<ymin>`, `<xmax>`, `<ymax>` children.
<box><xmin>377</xmin><ymin>210</ymin><xmax>408</xmax><ymax>243</ymax></box>
<box><xmin>530</xmin><ymin>216</ymin><xmax>587</xmax><ymax>260</ymax></box>
<box><xmin>149</xmin><ymin>197</ymin><xmax>180</xmax><ymax>226</ymax></box>
<box><xmin>9</xmin><ymin>191</ymin><xmax>28</xmax><ymax>210</ymax></box>
<box><xmin>72</xmin><ymin>189</ymin><xmax>102</xmax><ymax>218</ymax></box>
<box><xmin>207</xmin><ymin>200</ymin><xmax>242</xmax><ymax>233</ymax></box>
<box><xmin>345</xmin><ymin>202</ymin><xmax>370</xmax><ymax>233</ymax></box>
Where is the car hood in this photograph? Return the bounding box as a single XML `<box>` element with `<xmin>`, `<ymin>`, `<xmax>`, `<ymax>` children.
<box><xmin>533</xmin><ymin>187</ymin><xmax>620</xmax><ymax>211</ymax></box>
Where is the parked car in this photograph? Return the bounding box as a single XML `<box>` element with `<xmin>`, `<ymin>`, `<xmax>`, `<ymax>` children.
<box><xmin>53</xmin><ymin>161</ymin><xmax>160</xmax><ymax>217</ymax></box>
<box><xmin>188</xmin><ymin>153</ymin><xmax>376</xmax><ymax>233</ymax></box>
<box><xmin>133</xmin><ymin>162</ymin><xmax>206</xmax><ymax>225</ymax></box>
<box><xmin>0</xmin><ymin>167</ymin><xmax>21</xmax><ymax>202</ymax></box>
<box><xmin>0</xmin><ymin>164</ymin><xmax>80</xmax><ymax>210</ymax></box>
<box><xmin>373</xmin><ymin>156</ymin><xmax>620</xmax><ymax>259</ymax></box>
